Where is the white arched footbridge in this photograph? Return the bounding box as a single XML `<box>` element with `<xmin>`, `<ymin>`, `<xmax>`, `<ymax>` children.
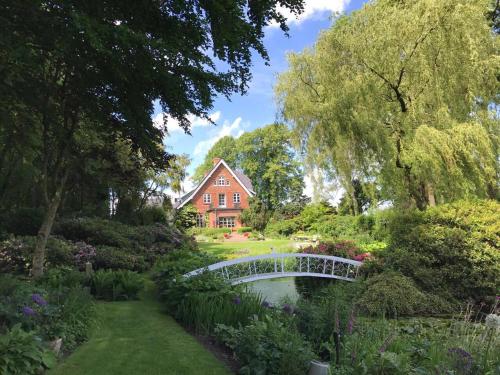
<box><xmin>184</xmin><ymin>253</ymin><xmax>363</xmax><ymax>285</ymax></box>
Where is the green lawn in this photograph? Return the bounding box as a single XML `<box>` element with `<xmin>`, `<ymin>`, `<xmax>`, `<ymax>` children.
<box><xmin>48</xmin><ymin>288</ymin><xmax>230</xmax><ymax>375</ymax></box>
<box><xmin>198</xmin><ymin>239</ymin><xmax>296</xmax><ymax>259</ymax></box>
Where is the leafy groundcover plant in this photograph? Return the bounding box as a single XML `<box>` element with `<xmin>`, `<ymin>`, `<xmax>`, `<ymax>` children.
<box><xmin>0</xmin><ymin>272</ymin><xmax>95</xmax><ymax>374</ymax></box>
<box><xmin>155</xmin><ymin>249</ymin><xmax>500</xmax><ymax>375</ymax></box>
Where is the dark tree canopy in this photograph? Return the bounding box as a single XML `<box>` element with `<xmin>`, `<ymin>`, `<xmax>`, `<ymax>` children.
<box><xmin>0</xmin><ymin>0</ymin><xmax>306</xmax><ymax>276</ymax></box>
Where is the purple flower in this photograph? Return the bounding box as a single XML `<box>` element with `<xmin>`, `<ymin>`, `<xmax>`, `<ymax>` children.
<box><xmin>22</xmin><ymin>306</ymin><xmax>36</xmax><ymax>317</ymax></box>
<box><xmin>233</xmin><ymin>296</ymin><xmax>241</xmax><ymax>305</ymax></box>
<box><xmin>261</xmin><ymin>300</ymin><xmax>272</xmax><ymax>309</ymax></box>
<box><xmin>496</xmin><ymin>296</ymin><xmax>500</xmax><ymax>300</ymax></box>
<box><xmin>282</xmin><ymin>303</ymin><xmax>295</xmax><ymax>315</ymax></box>
<box><xmin>31</xmin><ymin>294</ymin><xmax>47</xmax><ymax>306</ymax></box>
<box><xmin>448</xmin><ymin>347</ymin><xmax>473</xmax><ymax>373</ymax></box>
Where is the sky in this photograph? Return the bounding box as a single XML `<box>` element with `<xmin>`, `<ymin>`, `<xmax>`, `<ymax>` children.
<box><xmin>156</xmin><ymin>0</ymin><xmax>368</xmax><ymax>199</ymax></box>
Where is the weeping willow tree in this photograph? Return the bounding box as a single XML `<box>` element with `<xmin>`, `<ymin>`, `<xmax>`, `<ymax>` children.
<box><xmin>276</xmin><ymin>0</ymin><xmax>499</xmax><ymax>209</ymax></box>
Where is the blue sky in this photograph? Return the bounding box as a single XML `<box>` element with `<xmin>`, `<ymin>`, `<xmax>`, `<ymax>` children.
<box><xmin>156</xmin><ymin>0</ymin><xmax>367</xmax><ymax>197</ymax></box>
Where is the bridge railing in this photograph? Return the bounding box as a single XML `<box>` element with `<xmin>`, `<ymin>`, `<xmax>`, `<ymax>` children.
<box><xmin>184</xmin><ymin>253</ymin><xmax>362</xmax><ymax>284</ymax></box>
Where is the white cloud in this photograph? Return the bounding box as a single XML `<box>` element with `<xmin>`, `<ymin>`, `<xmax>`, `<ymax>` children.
<box><xmin>193</xmin><ymin>117</ymin><xmax>244</xmax><ymax>156</ymax></box>
<box><xmin>153</xmin><ymin>110</ymin><xmax>221</xmax><ymax>134</ymax></box>
<box><xmin>271</xmin><ymin>0</ymin><xmax>349</xmax><ymax>27</ymax></box>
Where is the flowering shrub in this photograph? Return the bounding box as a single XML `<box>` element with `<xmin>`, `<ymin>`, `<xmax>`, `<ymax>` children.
<box><xmin>301</xmin><ymin>240</ymin><xmax>363</xmax><ymax>260</ymax></box>
<box><xmin>73</xmin><ymin>242</ymin><xmax>96</xmax><ymax>269</ymax></box>
<box><xmin>0</xmin><ymin>273</ymin><xmax>94</xmax><ymax>354</ymax></box>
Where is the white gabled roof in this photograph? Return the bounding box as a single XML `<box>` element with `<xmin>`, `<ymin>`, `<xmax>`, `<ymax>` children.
<box><xmin>176</xmin><ymin>159</ymin><xmax>255</xmax><ymax>209</ymax></box>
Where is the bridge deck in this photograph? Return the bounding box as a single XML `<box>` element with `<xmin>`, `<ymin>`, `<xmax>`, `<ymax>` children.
<box><xmin>184</xmin><ymin>253</ymin><xmax>362</xmax><ymax>284</ymax></box>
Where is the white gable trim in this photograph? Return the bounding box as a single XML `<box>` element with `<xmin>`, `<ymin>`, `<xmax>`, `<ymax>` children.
<box><xmin>176</xmin><ymin>159</ymin><xmax>254</xmax><ymax>209</ymax></box>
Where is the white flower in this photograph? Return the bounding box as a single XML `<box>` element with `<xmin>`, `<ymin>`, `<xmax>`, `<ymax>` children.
<box><xmin>485</xmin><ymin>314</ymin><xmax>500</xmax><ymax>329</ymax></box>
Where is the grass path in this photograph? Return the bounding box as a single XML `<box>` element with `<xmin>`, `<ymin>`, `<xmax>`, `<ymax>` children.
<box><xmin>198</xmin><ymin>239</ymin><xmax>296</xmax><ymax>259</ymax></box>
<box><xmin>48</xmin><ymin>285</ymin><xmax>231</xmax><ymax>375</ymax></box>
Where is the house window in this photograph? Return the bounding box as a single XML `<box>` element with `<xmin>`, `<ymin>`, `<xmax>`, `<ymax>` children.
<box><xmin>203</xmin><ymin>193</ymin><xmax>211</xmax><ymax>204</ymax></box>
<box><xmin>217</xmin><ymin>217</ymin><xmax>235</xmax><ymax>228</ymax></box>
<box><xmin>233</xmin><ymin>193</ymin><xmax>240</xmax><ymax>204</ymax></box>
<box><xmin>196</xmin><ymin>214</ymin><xmax>205</xmax><ymax>227</ymax></box>
<box><xmin>215</xmin><ymin>175</ymin><xmax>229</xmax><ymax>186</ymax></box>
<box><xmin>218</xmin><ymin>193</ymin><xmax>226</xmax><ymax>207</ymax></box>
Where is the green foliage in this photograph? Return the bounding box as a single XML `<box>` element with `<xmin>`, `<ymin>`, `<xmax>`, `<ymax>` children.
<box><xmin>265</xmin><ymin>217</ymin><xmax>301</xmax><ymax>238</ymax></box>
<box><xmin>375</xmin><ymin>200</ymin><xmax>500</xmax><ymax>303</ymax></box>
<box><xmin>0</xmin><ymin>324</ymin><xmax>56</xmax><ymax>375</ymax></box>
<box><xmin>39</xmin><ymin>267</ymin><xmax>88</xmax><ymax>290</ymax></box>
<box><xmin>237</xmin><ymin>124</ymin><xmax>305</xmax><ymax>211</ymax></box>
<box><xmin>277</xmin><ymin>0</ymin><xmax>498</xmax><ymax>208</ymax></box>
<box><xmin>134</xmin><ymin>206</ymin><xmax>168</xmax><ymax>226</ymax></box>
<box><xmin>296</xmin><ymin>283</ymin><xmax>360</xmax><ymax>355</ymax></box>
<box><xmin>54</xmin><ymin>217</ymin><xmax>189</xmax><ymax>269</ymax></box>
<box><xmin>0</xmin><ymin>273</ymin><xmax>94</xmax><ymax>352</ymax></box>
<box><xmin>357</xmin><ymin>272</ymin><xmax>453</xmax><ymax>317</ymax></box>
<box><xmin>0</xmin><ymin>208</ymin><xmax>44</xmax><ymax>236</ymax></box>
<box><xmin>154</xmin><ymin>250</ymin><xmax>264</xmax><ymax>334</ymax></box>
<box><xmin>0</xmin><ymin>236</ymin><xmax>76</xmax><ymax>275</ymax></box>
<box><xmin>215</xmin><ymin>316</ymin><xmax>314</xmax><ymax>375</ymax></box>
<box><xmin>186</xmin><ymin>227</ymin><xmax>232</xmax><ymax>240</ymax></box>
<box><xmin>174</xmin><ymin>204</ymin><xmax>198</xmax><ymax>230</ymax></box>
<box><xmin>236</xmin><ymin>227</ymin><xmax>252</xmax><ymax>234</ymax></box>
<box><xmin>93</xmin><ymin>246</ymin><xmax>147</xmax><ymax>272</ymax></box>
<box><xmin>195</xmin><ymin>124</ymin><xmax>305</xmax><ymax>214</ymax></box>
<box><xmin>90</xmin><ymin>270</ymin><xmax>144</xmax><ymax>301</ymax></box>
<box><xmin>241</xmin><ymin>197</ymin><xmax>272</xmax><ymax>231</ymax></box>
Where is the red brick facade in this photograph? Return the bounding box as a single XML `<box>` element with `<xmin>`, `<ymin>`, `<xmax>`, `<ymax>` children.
<box><xmin>176</xmin><ymin>159</ymin><xmax>254</xmax><ymax>229</ymax></box>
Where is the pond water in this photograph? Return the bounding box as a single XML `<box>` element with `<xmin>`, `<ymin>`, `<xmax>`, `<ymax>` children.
<box><xmin>245</xmin><ymin>277</ymin><xmax>299</xmax><ymax>304</ymax></box>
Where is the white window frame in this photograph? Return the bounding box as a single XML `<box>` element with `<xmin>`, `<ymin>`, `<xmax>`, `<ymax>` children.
<box><xmin>203</xmin><ymin>193</ymin><xmax>211</xmax><ymax>204</ymax></box>
<box><xmin>216</xmin><ymin>176</ymin><xmax>225</xmax><ymax>186</ymax></box>
<box><xmin>233</xmin><ymin>193</ymin><xmax>240</xmax><ymax>204</ymax></box>
<box><xmin>196</xmin><ymin>214</ymin><xmax>205</xmax><ymax>227</ymax></box>
<box><xmin>218</xmin><ymin>193</ymin><xmax>226</xmax><ymax>207</ymax></box>
<box><xmin>217</xmin><ymin>217</ymin><xmax>235</xmax><ymax>228</ymax></box>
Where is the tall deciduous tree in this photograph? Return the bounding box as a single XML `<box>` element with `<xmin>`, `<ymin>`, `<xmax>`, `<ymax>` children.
<box><xmin>237</xmin><ymin>124</ymin><xmax>304</xmax><ymax>211</ymax></box>
<box><xmin>194</xmin><ymin>124</ymin><xmax>305</xmax><ymax>212</ymax></box>
<box><xmin>0</xmin><ymin>0</ymin><xmax>305</xmax><ymax>277</ymax></box>
<box><xmin>276</xmin><ymin>0</ymin><xmax>499</xmax><ymax>209</ymax></box>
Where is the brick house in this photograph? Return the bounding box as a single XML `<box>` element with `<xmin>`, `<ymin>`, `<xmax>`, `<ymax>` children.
<box><xmin>174</xmin><ymin>158</ymin><xmax>255</xmax><ymax>229</ymax></box>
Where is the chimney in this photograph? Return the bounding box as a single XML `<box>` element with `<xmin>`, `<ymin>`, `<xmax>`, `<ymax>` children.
<box><xmin>212</xmin><ymin>157</ymin><xmax>221</xmax><ymax>166</ymax></box>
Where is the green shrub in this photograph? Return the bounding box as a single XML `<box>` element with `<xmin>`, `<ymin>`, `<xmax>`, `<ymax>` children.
<box><xmin>357</xmin><ymin>272</ymin><xmax>454</xmax><ymax>317</ymax></box>
<box><xmin>0</xmin><ymin>275</ymin><xmax>94</xmax><ymax>353</ymax></box>
<box><xmin>154</xmin><ymin>250</ymin><xmax>264</xmax><ymax>333</ymax></box>
<box><xmin>0</xmin><ymin>207</ymin><xmax>44</xmax><ymax>236</ymax></box>
<box><xmin>186</xmin><ymin>227</ymin><xmax>232</xmax><ymax>239</ymax></box>
<box><xmin>39</xmin><ymin>267</ymin><xmax>88</xmax><ymax>290</ymax></box>
<box><xmin>237</xmin><ymin>227</ymin><xmax>253</xmax><ymax>234</ymax></box>
<box><xmin>216</xmin><ymin>316</ymin><xmax>314</xmax><ymax>375</ymax></box>
<box><xmin>94</xmin><ymin>246</ymin><xmax>147</xmax><ymax>272</ymax></box>
<box><xmin>0</xmin><ymin>324</ymin><xmax>56</xmax><ymax>375</ymax></box>
<box><xmin>385</xmin><ymin>225</ymin><xmax>499</xmax><ymax>302</ymax></box>
<box><xmin>371</xmin><ymin>200</ymin><xmax>500</xmax><ymax>304</ymax></box>
<box><xmin>265</xmin><ymin>218</ymin><xmax>301</xmax><ymax>238</ymax></box>
<box><xmin>90</xmin><ymin>269</ymin><xmax>144</xmax><ymax>301</ymax></box>
<box><xmin>47</xmin><ymin>287</ymin><xmax>95</xmax><ymax>350</ymax></box>
<box><xmin>296</xmin><ymin>283</ymin><xmax>360</xmax><ymax>356</ymax></box>
<box><xmin>134</xmin><ymin>206</ymin><xmax>168</xmax><ymax>225</ymax></box>
<box><xmin>0</xmin><ymin>236</ymin><xmax>76</xmax><ymax>275</ymax></box>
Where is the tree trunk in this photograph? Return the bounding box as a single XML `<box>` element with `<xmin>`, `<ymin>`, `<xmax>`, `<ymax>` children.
<box><xmin>350</xmin><ymin>188</ymin><xmax>359</xmax><ymax>216</ymax></box>
<box><xmin>31</xmin><ymin>176</ymin><xmax>66</xmax><ymax>278</ymax></box>
<box><xmin>425</xmin><ymin>182</ymin><xmax>436</xmax><ymax>207</ymax></box>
